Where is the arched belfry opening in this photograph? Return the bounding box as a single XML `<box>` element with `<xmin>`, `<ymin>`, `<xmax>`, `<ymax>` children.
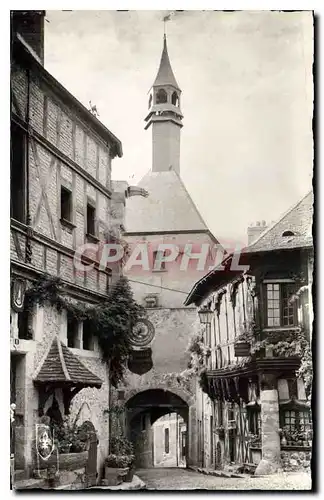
<box><xmin>148</xmin><ymin>94</ymin><xmax>153</xmax><ymax>109</ymax></box>
<box><xmin>156</xmin><ymin>88</ymin><xmax>168</xmax><ymax>104</ymax></box>
<box><xmin>125</xmin><ymin>389</ymin><xmax>189</xmax><ymax>469</ymax></box>
<box><xmin>171</xmin><ymin>91</ymin><xmax>179</xmax><ymax>106</ymax></box>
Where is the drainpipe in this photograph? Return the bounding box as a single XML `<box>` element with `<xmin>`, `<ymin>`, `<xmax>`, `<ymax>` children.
<box><xmin>108</xmin><ymin>361</ymin><xmax>112</xmax><ymax>454</ymax></box>
<box><xmin>201</xmin><ymin>390</ymin><xmax>204</xmax><ymax>467</ymax></box>
<box><xmin>176</xmin><ymin>413</ymin><xmax>179</xmax><ymax>467</ymax></box>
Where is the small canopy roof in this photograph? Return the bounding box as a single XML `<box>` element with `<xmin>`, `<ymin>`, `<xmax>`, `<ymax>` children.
<box><xmin>34</xmin><ymin>336</ymin><xmax>102</xmax><ymax>388</ymax></box>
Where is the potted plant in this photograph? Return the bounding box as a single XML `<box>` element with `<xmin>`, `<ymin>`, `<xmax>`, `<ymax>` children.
<box><xmin>124</xmin><ymin>454</ymin><xmax>136</xmax><ymax>482</ymax></box>
<box><xmin>279</xmin><ymin>429</ymin><xmax>287</xmax><ymax>446</ymax></box>
<box><xmin>104</xmin><ymin>454</ymin><xmax>129</xmax><ymax>486</ymax></box>
<box><xmin>282</xmin><ymin>426</ymin><xmax>293</xmax><ymax>446</ymax></box>
<box><xmin>104</xmin><ymin>435</ymin><xmax>135</xmax><ymax>485</ymax></box>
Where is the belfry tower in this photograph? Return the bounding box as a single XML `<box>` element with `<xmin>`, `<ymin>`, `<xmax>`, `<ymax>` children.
<box><xmin>145</xmin><ymin>35</ymin><xmax>183</xmax><ymax>174</ymax></box>
<box><xmin>116</xmin><ymin>32</ymin><xmax>220</xmax><ymax>470</ymax></box>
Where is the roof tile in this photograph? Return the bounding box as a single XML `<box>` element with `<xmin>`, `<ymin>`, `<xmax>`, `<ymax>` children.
<box><xmin>34</xmin><ymin>336</ymin><xmax>102</xmax><ymax>388</ymax></box>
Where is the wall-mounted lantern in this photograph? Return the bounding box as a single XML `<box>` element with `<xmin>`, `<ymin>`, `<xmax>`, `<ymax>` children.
<box><xmin>198</xmin><ymin>304</ymin><xmax>213</xmax><ymax>326</ymax></box>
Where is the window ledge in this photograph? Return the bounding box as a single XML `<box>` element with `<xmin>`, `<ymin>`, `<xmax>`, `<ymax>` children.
<box><xmin>263</xmin><ymin>327</ymin><xmax>301</xmax><ymax>332</ymax></box>
<box><xmin>69</xmin><ymin>347</ymin><xmax>100</xmax><ymax>358</ymax></box>
<box><xmin>86</xmin><ymin>233</ymin><xmax>100</xmax><ymax>244</ymax></box>
<box><xmin>281</xmin><ymin>445</ymin><xmax>312</xmax><ymax>452</ymax></box>
<box><xmin>152</xmin><ymin>269</ymin><xmax>167</xmax><ymax>273</ymax></box>
<box><xmin>60</xmin><ymin>218</ymin><xmax>76</xmax><ymax>230</ymax></box>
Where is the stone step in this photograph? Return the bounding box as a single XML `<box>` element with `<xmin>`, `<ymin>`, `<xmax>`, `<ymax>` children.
<box><xmin>14</xmin><ymin>478</ymin><xmax>46</xmax><ymax>490</ymax></box>
<box><xmin>189</xmin><ymin>466</ymin><xmax>245</xmax><ymax>479</ymax></box>
<box><xmin>14</xmin><ymin>470</ymin><xmax>26</xmax><ymax>481</ymax></box>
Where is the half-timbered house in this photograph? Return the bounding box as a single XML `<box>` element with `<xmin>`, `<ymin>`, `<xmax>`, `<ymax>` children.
<box><xmin>185</xmin><ymin>191</ymin><xmax>314</xmax><ymax>474</ymax></box>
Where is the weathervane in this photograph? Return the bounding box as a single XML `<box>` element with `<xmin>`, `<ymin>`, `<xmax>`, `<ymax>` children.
<box><xmin>163</xmin><ymin>12</ymin><xmax>173</xmax><ymax>35</ymax></box>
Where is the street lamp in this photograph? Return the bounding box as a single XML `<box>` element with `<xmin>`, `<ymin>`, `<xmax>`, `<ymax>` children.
<box><xmin>198</xmin><ymin>304</ymin><xmax>213</xmax><ymax>325</ymax></box>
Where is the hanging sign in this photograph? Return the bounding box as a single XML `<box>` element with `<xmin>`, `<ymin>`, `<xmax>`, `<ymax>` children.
<box><xmin>129</xmin><ymin>319</ymin><xmax>155</xmax><ymax>347</ymax></box>
<box><xmin>128</xmin><ymin>348</ymin><xmax>153</xmax><ymax>375</ymax></box>
<box><xmin>11</xmin><ymin>279</ymin><xmax>26</xmax><ymax>313</ymax></box>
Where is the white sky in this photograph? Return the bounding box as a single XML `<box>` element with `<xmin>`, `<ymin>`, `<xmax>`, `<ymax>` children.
<box><xmin>44</xmin><ymin>10</ymin><xmax>313</xmax><ymax>244</ymax></box>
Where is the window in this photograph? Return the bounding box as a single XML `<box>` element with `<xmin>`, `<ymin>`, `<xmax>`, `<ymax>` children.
<box><xmin>265</xmin><ymin>283</ymin><xmax>297</xmax><ymax>327</ymax></box>
<box><xmin>228</xmin><ymin>403</ymin><xmax>235</xmax><ymax>422</ymax></box>
<box><xmin>171</xmin><ymin>91</ymin><xmax>178</xmax><ymax>106</ymax></box>
<box><xmin>86</xmin><ymin>203</ymin><xmax>96</xmax><ymax>236</ymax></box>
<box><xmin>164</xmin><ymin>428</ymin><xmax>170</xmax><ymax>454</ymax></box>
<box><xmin>61</xmin><ymin>186</ymin><xmax>72</xmax><ymax>222</ymax></box>
<box><xmin>281</xmin><ymin>409</ymin><xmax>312</xmax><ymax>444</ymax></box>
<box><xmin>181</xmin><ymin>431</ymin><xmax>186</xmax><ymax>458</ymax></box>
<box><xmin>153</xmin><ymin>251</ymin><xmax>166</xmax><ymax>271</ymax></box>
<box><xmin>83</xmin><ymin>319</ymin><xmax>94</xmax><ymax>351</ymax></box>
<box><xmin>18</xmin><ymin>308</ymin><xmax>33</xmax><ymax>340</ymax></box>
<box><xmin>10</xmin><ymin>124</ymin><xmax>26</xmax><ymax>222</ymax></box>
<box><xmin>248</xmin><ymin>409</ymin><xmax>261</xmax><ymax>437</ymax></box>
<box><xmin>67</xmin><ymin>312</ymin><xmax>79</xmax><ymax>348</ymax></box>
<box><xmin>148</xmin><ymin>94</ymin><xmax>152</xmax><ymax>109</ymax></box>
<box><xmin>156</xmin><ymin>89</ymin><xmax>167</xmax><ymax>104</ymax></box>
<box><xmin>282</xmin><ymin>231</ymin><xmax>295</xmax><ymax>237</ymax></box>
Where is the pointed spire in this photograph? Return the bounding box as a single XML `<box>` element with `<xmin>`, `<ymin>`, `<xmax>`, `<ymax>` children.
<box><xmin>152</xmin><ymin>35</ymin><xmax>180</xmax><ymax>90</ymax></box>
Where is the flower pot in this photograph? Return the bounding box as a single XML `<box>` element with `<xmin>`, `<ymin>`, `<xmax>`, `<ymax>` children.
<box><xmin>234</xmin><ymin>342</ymin><xmax>250</xmax><ymax>357</ymax></box>
<box><xmin>124</xmin><ymin>466</ymin><xmax>134</xmax><ymax>483</ymax></box>
<box><xmin>104</xmin><ymin>467</ymin><xmax>128</xmax><ymax>486</ymax></box>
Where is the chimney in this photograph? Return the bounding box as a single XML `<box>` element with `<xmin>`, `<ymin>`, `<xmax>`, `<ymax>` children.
<box><xmin>247</xmin><ymin>220</ymin><xmax>268</xmax><ymax>245</ymax></box>
<box><xmin>110</xmin><ymin>180</ymin><xmax>129</xmax><ymax>236</ymax></box>
<box><xmin>11</xmin><ymin>11</ymin><xmax>45</xmax><ymax>65</ymax></box>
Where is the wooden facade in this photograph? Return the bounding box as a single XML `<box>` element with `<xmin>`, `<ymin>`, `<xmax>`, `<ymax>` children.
<box><xmin>186</xmin><ymin>205</ymin><xmax>314</xmax><ymax>472</ymax></box>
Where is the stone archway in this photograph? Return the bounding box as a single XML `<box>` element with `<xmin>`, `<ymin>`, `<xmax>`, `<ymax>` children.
<box><xmin>125</xmin><ymin>389</ymin><xmax>192</xmax><ymax>469</ymax></box>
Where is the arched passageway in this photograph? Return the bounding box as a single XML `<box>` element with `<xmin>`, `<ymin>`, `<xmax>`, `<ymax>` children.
<box><xmin>125</xmin><ymin>389</ymin><xmax>189</xmax><ymax>469</ymax></box>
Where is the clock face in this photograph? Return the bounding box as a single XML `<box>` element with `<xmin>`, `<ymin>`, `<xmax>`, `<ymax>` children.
<box><xmin>129</xmin><ymin>319</ymin><xmax>155</xmax><ymax>347</ymax></box>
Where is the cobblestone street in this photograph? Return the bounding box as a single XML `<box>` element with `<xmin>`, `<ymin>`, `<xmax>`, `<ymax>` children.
<box><xmin>136</xmin><ymin>467</ymin><xmax>312</xmax><ymax>491</ymax></box>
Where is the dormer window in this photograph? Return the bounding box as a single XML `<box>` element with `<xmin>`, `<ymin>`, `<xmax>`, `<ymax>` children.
<box><xmin>156</xmin><ymin>89</ymin><xmax>167</xmax><ymax>104</ymax></box>
<box><xmin>171</xmin><ymin>91</ymin><xmax>178</xmax><ymax>106</ymax></box>
<box><xmin>282</xmin><ymin>231</ymin><xmax>295</xmax><ymax>237</ymax></box>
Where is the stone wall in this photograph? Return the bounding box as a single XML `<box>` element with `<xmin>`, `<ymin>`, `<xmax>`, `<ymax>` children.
<box><xmin>281</xmin><ymin>449</ymin><xmax>312</xmax><ymax>472</ymax></box>
<box><xmin>11</xmin><ymin>301</ymin><xmax>110</xmax><ymax>480</ymax></box>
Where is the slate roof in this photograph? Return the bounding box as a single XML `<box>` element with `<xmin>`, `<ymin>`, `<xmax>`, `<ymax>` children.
<box><xmin>125</xmin><ymin>170</ymin><xmax>215</xmax><ymax>235</ymax></box>
<box><xmin>184</xmin><ymin>190</ymin><xmax>314</xmax><ymax>306</ymax></box>
<box><xmin>152</xmin><ymin>35</ymin><xmax>180</xmax><ymax>90</ymax></box>
<box><xmin>34</xmin><ymin>336</ymin><xmax>102</xmax><ymax>388</ymax></box>
<box><xmin>245</xmin><ymin>190</ymin><xmax>313</xmax><ymax>253</ymax></box>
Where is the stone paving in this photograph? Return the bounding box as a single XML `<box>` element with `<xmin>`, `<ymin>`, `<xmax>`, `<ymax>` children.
<box><xmin>136</xmin><ymin>467</ymin><xmax>312</xmax><ymax>491</ymax></box>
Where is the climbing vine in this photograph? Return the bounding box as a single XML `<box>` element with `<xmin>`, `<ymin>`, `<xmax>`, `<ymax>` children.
<box><xmin>25</xmin><ymin>274</ymin><xmax>144</xmax><ymax>387</ymax></box>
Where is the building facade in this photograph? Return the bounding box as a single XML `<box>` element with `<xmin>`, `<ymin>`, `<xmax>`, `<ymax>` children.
<box><xmin>185</xmin><ymin>192</ymin><xmax>314</xmax><ymax>474</ymax></box>
<box><xmin>10</xmin><ymin>11</ymin><xmax>126</xmax><ymax>481</ymax></box>
<box><xmin>111</xmin><ymin>35</ymin><xmax>221</xmax><ymax>468</ymax></box>
<box><xmin>152</xmin><ymin>413</ymin><xmax>186</xmax><ymax>468</ymax></box>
